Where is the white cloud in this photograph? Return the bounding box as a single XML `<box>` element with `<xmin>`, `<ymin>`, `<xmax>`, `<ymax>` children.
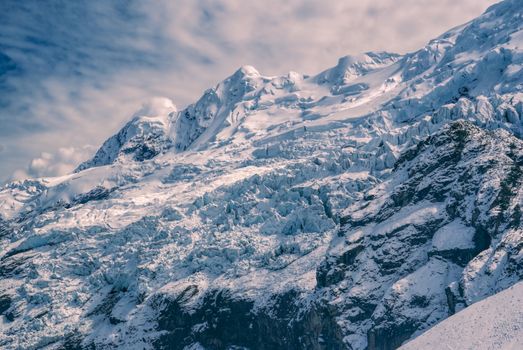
<box><xmin>11</xmin><ymin>145</ymin><xmax>96</xmax><ymax>181</ymax></box>
<box><xmin>136</xmin><ymin>0</ymin><xmax>498</xmax><ymax>76</ymax></box>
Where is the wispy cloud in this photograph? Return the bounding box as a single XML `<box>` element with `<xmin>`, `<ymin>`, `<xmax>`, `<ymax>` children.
<box><xmin>11</xmin><ymin>145</ymin><xmax>96</xmax><ymax>181</ymax></box>
<box><xmin>0</xmin><ymin>0</ymin><xmax>498</xmax><ymax>183</ymax></box>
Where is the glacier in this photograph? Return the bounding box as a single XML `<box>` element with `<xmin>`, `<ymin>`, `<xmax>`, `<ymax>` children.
<box><xmin>0</xmin><ymin>1</ymin><xmax>522</xmax><ymax>349</ymax></box>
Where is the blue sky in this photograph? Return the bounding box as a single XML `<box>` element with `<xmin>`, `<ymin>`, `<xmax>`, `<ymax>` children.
<box><xmin>0</xmin><ymin>0</ymin><xmax>498</xmax><ymax>183</ymax></box>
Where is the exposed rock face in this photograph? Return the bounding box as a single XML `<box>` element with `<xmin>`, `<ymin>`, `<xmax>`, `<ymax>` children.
<box><xmin>153</xmin><ymin>288</ymin><xmax>345</xmax><ymax>350</ymax></box>
<box><xmin>318</xmin><ymin>122</ymin><xmax>523</xmax><ymax>349</ymax></box>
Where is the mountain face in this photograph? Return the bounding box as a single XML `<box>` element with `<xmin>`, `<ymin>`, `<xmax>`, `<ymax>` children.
<box><xmin>1</xmin><ymin>1</ymin><xmax>523</xmax><ymax>349</ymax></box>
<box><xmin>398</xmin><ymin>281</ymin><xmax>523</xmax><ymax>350</ymax></box>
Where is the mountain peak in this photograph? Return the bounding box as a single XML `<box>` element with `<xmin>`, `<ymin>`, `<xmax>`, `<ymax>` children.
<box><xmin>235</xmin><ymin>65</ymin><xmax>261</xmax><ymax>78</ymax></box>
<box><xmin>314</xmin><ymin>51</ymin><xmax>400</xmax><ymax>86</ymax></box>
<box><xmin>75</xmin><ymin>97</ymin><xmax>177</xmax><ymax>172</ymax></box>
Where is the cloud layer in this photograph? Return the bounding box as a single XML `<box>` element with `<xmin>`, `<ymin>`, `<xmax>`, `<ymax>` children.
<box><xmin>11</xmin><ymin>145</ymin><xmax>96</xmax><ymax>181</ymax></box>
<box><xmin>0</xmin><ymin>0</ymin><xmax>498</xmax><ymax>183</ymax></box>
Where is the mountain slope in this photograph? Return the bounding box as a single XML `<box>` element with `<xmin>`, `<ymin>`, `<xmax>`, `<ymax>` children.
<box><xmin>0</xmin><ymin>1</ymin><xmax>522</xmax><ymax>349</ymax></box>
<box><xmin>399</xmin><ymin>281</ymin><xmax>523</xmax><ymax>350</ymax></box>
<box><xmin>318</xmin><ymin>121</ymin><xmax>523</xmax><ymax>349</ymax></box>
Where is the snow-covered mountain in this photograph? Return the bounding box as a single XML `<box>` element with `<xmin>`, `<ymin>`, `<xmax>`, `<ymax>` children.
<box><xmin>1</xmin><ymin>1</ymin><xmax>522</xmax><ymax>349</ymax></box>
